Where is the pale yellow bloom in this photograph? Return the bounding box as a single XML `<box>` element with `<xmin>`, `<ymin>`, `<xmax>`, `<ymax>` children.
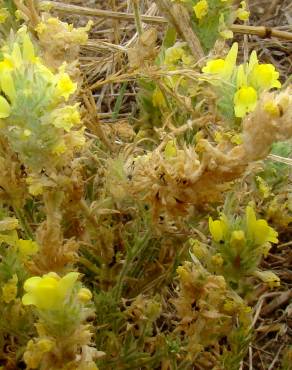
<box><xmin>209</xmin><ymin>215</ymin><xmax>229</xmax><ymax>242</ymax></box>
<box><xmin>246</xmin><ymin>206</ymin><xmax>278</xmax><ymax>245</ymax></box>
<box><xmin>193</xmin><ymin>0</ymin><xmax>209</xmax><ymax>20</ymax></box>
<box><xmin>202</xmin><ymin>43</ymin><xmax>238</xmax><ymax>81</ymax></box>
<box><xmin>17</xmin><ymin>239</ymin><xmax>39</xmax><ymax>258</ymax></box>
<box><xmin>234</xmin><ymin>86</ymin><xmax>257</xmax><ymax>118</ymax></box>
<box><xmin>77</xmin><ymin>288</ymin><xmax>93</xmax><ymax>302</ymax></box>
<box><xmin>0</xmin><ymin>95</ymin><xmax>11</xmax><ymax>118</ymax></box>
<box><xmin>164</xmin><ymin>140</ymin><xmax>177</xmax><ymax>158</ymax></box>
<box><xmin>35</xmin><ymin>22</ymin><xmax>47</xmax><ymax>34</ymax></box>
<box><xmin>0</xmin><ymin>70</ymin><xmax>16</xmax><ymax>102</ymax></box>
<box><xmin>253</xmin><ymin>270</ymin><xmax>280</xmax><ymax>288</ymax></box>
<box><xmin>22</xmin><ymin>271</ymin><xmax>79</xmax><ymax>310</ymax></box>
<box><xmin>52</xmin><ymin>140</ymin><xmax>67</xmax><ymax>155</ymax></box>
<box><xmin>230</xmin><ymin>230</ymin><xmax>246</xmax><ymax>249</ymax></box>
<box><xmin>51</xmin><ymin>105</ymin><xmax>81</xmax><ymax>132</ymax></box>
<box><xmin>249</xmin><ymin>64</ymin><xmax>281</xmax><ymax>90</ymax></box>
<box><xmin>263</xmin><ymin>101</ymin><xmax>281</xmax><ymax>117</ymax></box>
<box><xmin>22</xmin><ymin>33</ymin><xmax>36</xmax><ymax>62</ymax></box>
<box><xmin>56</xmin><ymin>73</ymin><xmax>77</xmax><ymax>101</ymax></box>
<box><xmin>211</xmin><ymin>254</ymin><xmax>224</xmax><ymax>266</ymax></box>
<box><xmin>236</xmin><ymin>1</ymin><xmax>250</xmax><ymax>21</ymax></box>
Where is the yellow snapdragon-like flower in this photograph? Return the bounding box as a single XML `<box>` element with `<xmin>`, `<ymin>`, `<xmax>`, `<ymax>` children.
<box><xmin>246</xmin><ymin>206</ymin><xmax>278</xmax><ymax>245</ymax></box>
<box><xmin>230</xmin><ymin>230</ymin><xmax>246</xmax><ymax>249</ymax></box>
<box><xmin>211</xmin><ymin>253</ymin><xmax>224</xmax><ymax>266</ymax></box>
<box><xmin>1</xmin><ymin>70</ymin><xmax>16</xmax><ymax>102</ymax></box>
<box><xmin>164</xmin><ymin>46</ymin><xmax>185</xmax><ymax>65</ymax></box>
<box><xmin>202</xmin><ymin>42</ymin><xmax>238</xmax><ymax>81</ymax></box>
<box><xmin>249</xmin><ymin>64</ymin><xmax>281</xmax><ymax>91</ymax></box>
<box><xmin>263</xmin><ymin>100</ymin><xmax>281</xmax><ymax>117</ymax></box>
<box><xmin>22</xmin><ymin>272</ymin><xmax>79</xmax><ymax>310</ymax></box>
<box><xmin>234</xmin><ymin>86</ymin><xmax>258</xmax><ymax>118</ymax></box>
<box><xmin>17</xmin><ymin>239</ymin><xmax>39</xmax><ymax>258</ymax></box>
<box><xmin>193</xmin><ymin>0</ymin><xmax>209</xmax><ymax>20</ymax></box>
<box><xmin>253</xmin><ymin>270</ymin><xmax>280</xmax><ymax>288</ymax></box>
<box><xmin>202</xmin><ymin>43</ymin><xmax>281</xmax><ymax>118</ymax></box>
<box><xmin>164</xmin><ymin>44</ymin><xmax>192</xmax><ymax>66</ymax></box>
<box><xmin>51</xmin><ymin>104</ymin><xmax>81</xmax><ymax>132</ymax></box>
<box><xmin>55</xmin><ymin>72</ymin><xmax>77</xmax><ymax>101</ymax></box>
<box><xmin>0</xmin><ymin>95</ymin><xmax>11</xmax><ymax>118</ymax></box>
<box><xmin>24</xmin><ymin>338</ymin><xmax>55</xmax><ymax>369</ymax></box>
<box><xmin>209</xmin><ymin>215</ymin><xmax>229</xmax><ymax>242</ymax></box>
<box><xmin>77</xmin><ymin>288</ymin><xmax>93</xmax><ymax>303</ymax></box>
<box><xmin>236</xmin><ymin>1</ymin><xmax>250</xmax><ymax>21</ymax></box>
<box><xmin>164</xmin><ymin>140</ymin><xmax>177</xmax><ymax>158</ymax></box>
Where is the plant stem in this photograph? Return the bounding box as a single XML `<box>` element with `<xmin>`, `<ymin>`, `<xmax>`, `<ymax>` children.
<box><xmin>131</xmin><ymin>0</ymin><xmax>143</xmax><ymax>37</ymax></box>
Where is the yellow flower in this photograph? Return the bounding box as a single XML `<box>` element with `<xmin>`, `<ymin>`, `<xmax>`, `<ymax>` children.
<box><xmin>209</xmin><ymin>215</ymin><xmax>228</xmax><ymax>242</ymax></box>
<box><xmin>2</xmin><ymin>274</ymin><xmax>18</xmax><ymax>303</ymax></box>
<box><xmin>17</xmin><ymin>239</ymin><xmax>39</xmax><ymax>258</ymax></box>
<box><xmin>263</xmin><ymin>101</ymin><xmax>281</xmax><ymax>117</ymax></box>
<box><xmin>52</xmin><ymin>140</ymin><xmax>67</xmax><ymax>155</ymax></box>
<box><xmin>0</xmin><ymin>95</ymin><xmax>11</xmax><ymax>118</ymax></box>
<box><xmin>0</xmin><ymin>59</ymin><xmax>14</xmax><ymax>73</ymax></box>
<box><xmin>0</xmin><ymin>70</ymin><xmax>16</xmax><ymax>102</ymax></box>
<box><xmin>77</xmin><ymin>288</ymin><xmax>93</xmax><ymax>302</ymax></box>
<box><xmin>220</xmin><ymin>29</ymin><xmax>233</xmax><ymax>39</ymax></box>
<box><xmin>55</xmin><ymin>73</ymin><xmax>77</xmax><ymax>101</ymax></box>
<box><xmin>35</xmin><ymin>22</ymin><xmax>47</xmax><ymax>34</ymax></box>
<box><xmin>202</xmin><ymin>42</ymin><xmax>238</xmax><ymax>81</ymax></box>
<box><xmin>249</xmin><ymin>64</ymin><xmax>281</xmax><ymax>90</ymax></box>
<box><xmin>193</xmin><ymin>0</ymin><xmax>209</xmax><ymax>20</ymax></box>
<box><xmin>24</xmin><ymin>338</ymin><xmax>55</xmax><ymax>369</ymax></box>
<box><xmin>22</xmin><ymin>271</ymin><xmax>79</xmax><ymax>310</ymax></box>
<box><xmin>211</xmin><ymin>253</ymin><xmax>224</xmax><ymax>266</ymax></box>
<box><xmin>51</xmin><ymin>105</ymin><xmax>81</xmax><ymax>132</ymax></box>
<box><xmin>236</xmin><ymin>1</ymin><xmax>250</xmax><ymax>21</ymax></box>
<box><xmin>164</xmin><ymin>140</ymin><xmax>177</xmax><ymax>158</ymax></box>
<box><xmin>230</xmin><ymin>133</ymin><xmax>242</xmax><ymax>145</ymax></box>
<box><xmin>253</xmin><ymin>270</ymin><xmax>280</xmax><ymax>288</ymax></box>
<box><xmin>164</xmin><ymin>46</ymin><xmax>185</xmax><ymax>65</ymax></box>
<box><xmin>234</xmin><ymin>86</ymin><xmax>257</xmax><ymax>118</ymax></box>
<box><xmin>246</xmin><ymin>206</ymin><xmax>278</xmax><ymax>245</ymax></box>
<box><xmin>190</xmin><ymin>238</ymin><xmax>208</xmax><ymax>259</ymax></box>
<box><xmin>230</xmin><ymin>230</ymin><xmax>246</xmax><ymax>249</ymax></box>
<box><xmin>22</xmin><ymin>33</ymin><xmax>36</xmax><ymax>62</ymax></box>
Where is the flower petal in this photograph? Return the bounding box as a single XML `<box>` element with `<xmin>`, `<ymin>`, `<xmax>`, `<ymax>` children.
<box><xmin>0</xmin><ymin>95</ymin><xmax>11</xmax><ymax>118</ymax></box>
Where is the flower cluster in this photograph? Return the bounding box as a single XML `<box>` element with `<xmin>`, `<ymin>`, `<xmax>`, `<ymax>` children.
<box><xmin>202</xmin><ymin>43</ymin><xmax>281</xmax><ymax>118</ymax></box>
<box><xmin>193</xmin><ymin>0</ymin><xmax>248</xmax><ymax>22</ymax></box>
<box><xmin>35</xmin><ymin>15</ymin><xmax>93</xmax><ymax>68</ymax></box>
<box><xmin>174</xmin><ymin>261</ymin><xmax>251</xmax><ymax>366</ymax></box>
<box><xmin>0</xmin><ymin>26</ymin><xmax>84</xmax><ymax>174</ymax></box>
<box><xmin>22</xmin><ymin>272</ymin><xmax>98</xmax><ymax>369</ymax></box>
<box><xmin>22</xmin><ymin>271</ymin><xmax>92</xmax><ymax>310</ymax></box>
<box><xmin>208</xmin><ymin>206</ymin><xmax>280</xmax><ymax>287</ymax></box>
